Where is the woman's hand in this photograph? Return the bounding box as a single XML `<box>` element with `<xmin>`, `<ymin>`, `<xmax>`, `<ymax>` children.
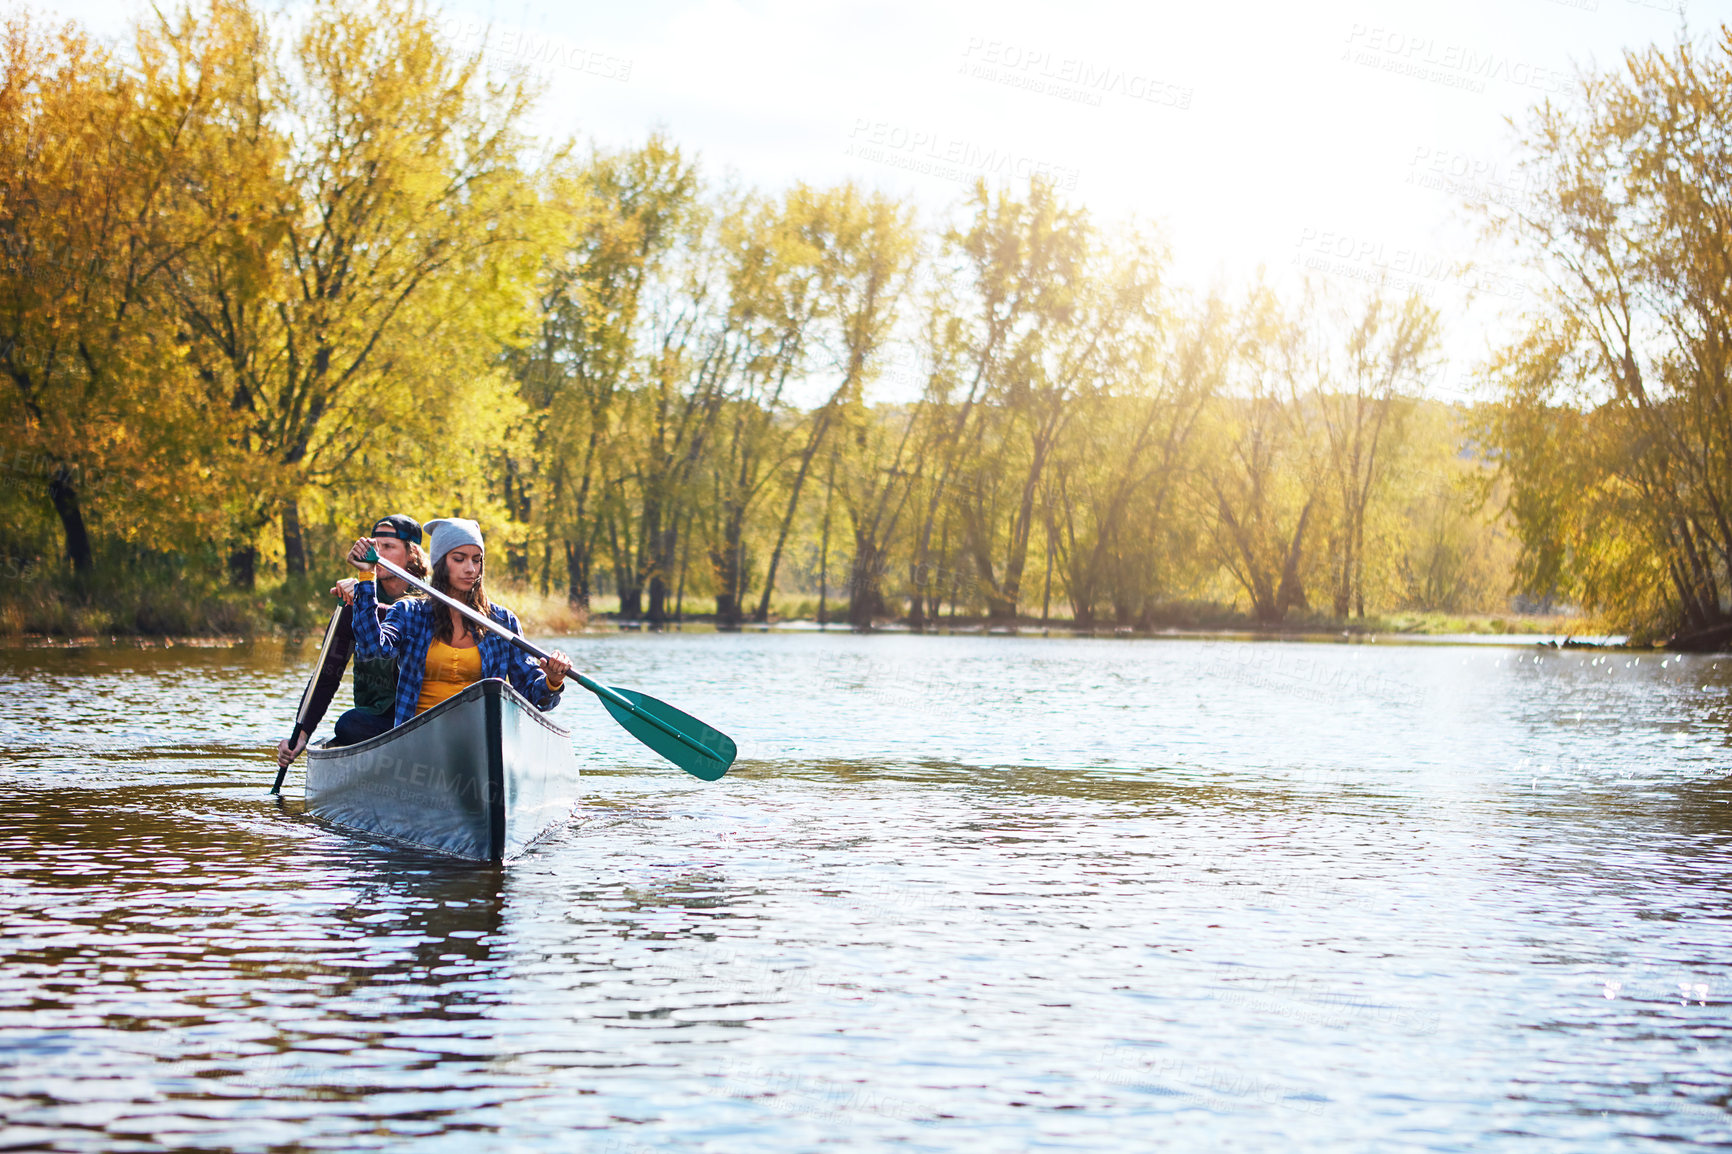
<box><xmin>540</xmin><ymin>649</ymin><xmax>572</xmax><ymax>691</ymax></box>
<box><xmin>345</xmin><ymin>537</ymin><xmax>377</xmax><ymax>572</ymax></box>
<box><xmin>330</xmin><ymin>577</ymin><xmax>358</xmax><ymax>605</ymax></box>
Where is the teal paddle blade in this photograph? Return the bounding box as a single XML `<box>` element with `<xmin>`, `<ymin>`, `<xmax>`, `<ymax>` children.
<box><xmin>598</xmin><ymin>685</ymin><xmax>736</xmax><ymax>781</ymax></box>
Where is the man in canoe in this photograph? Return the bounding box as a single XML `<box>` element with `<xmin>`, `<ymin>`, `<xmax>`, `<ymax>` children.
<box><xmin>346</xmin><ymin>517</ymin><xmax>572</xmax><ymax>723</ymax></box>
<box><xmin>277</xmin><ymin>514</ymin><xmax>429</xmax><ymax>769</ymax></box>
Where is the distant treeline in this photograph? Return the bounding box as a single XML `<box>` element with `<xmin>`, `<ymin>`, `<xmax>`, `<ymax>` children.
<box><xmin>3</xmin><ymin>1</ymin><xmax>1714</xmax><ymax>637</ymax></box>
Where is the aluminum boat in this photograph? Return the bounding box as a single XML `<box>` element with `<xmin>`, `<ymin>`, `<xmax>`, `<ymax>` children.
<box><xmin>305</xmin><ymin>677</ymin><xmax>580</xmax><ymax>861</ymax></box>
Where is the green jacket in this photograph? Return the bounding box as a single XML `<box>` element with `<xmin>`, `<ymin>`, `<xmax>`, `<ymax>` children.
<box><xmin>289</xmin><ymin>590</ymin><xmax>407</xmax><ymax>740</ymax></box>
<box><xmin>352</xmin><ymin>647</ymin><xmax>398</xmax><ymax>715</ymax></box>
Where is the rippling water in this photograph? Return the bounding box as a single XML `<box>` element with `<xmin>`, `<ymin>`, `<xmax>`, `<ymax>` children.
<box><xmin>2</xmin><ymin>631</ymin><xmax>1731</xmax><ymax>1151</ymax></box>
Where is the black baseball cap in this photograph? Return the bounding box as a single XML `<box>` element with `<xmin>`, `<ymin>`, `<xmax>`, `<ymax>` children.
<box><xmin>371</xmin><ymin>514</ymin><xmax>423</xmax><ymax>545</ymax></box>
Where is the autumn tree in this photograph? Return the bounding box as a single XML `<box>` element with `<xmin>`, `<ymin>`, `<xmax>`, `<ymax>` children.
<box><xmin>918</xmin><ymin>179</ymin><xmax>1092</xmax><ymax>621</ymax></box>
<box><xmin>1196</xmin><ymin>287</ymin><xmax>1326</xmax><ymax>624</ymax></box>
<box><xmin>509</xmin><ymin>136</ymin><xmax>699</xmax><ymax>608</ymax></box>
<box><xmin>1292</xmin><ymin>282</ymin><xmax>1440</xmax><ymax>618</ymax></box>
<box><xmin>0</xmin><ymin>13</ymin><xmax>234</xmax><ymax>574</ymax></box>
<box><xmin>1483</xmin><ymin>28</ymin><xmax>1732</xmax><ymax>642</ymax></box>
<box><xmin>1053</xmin><ymin>291</ymin><xmax>1225</xmax><ymax>626</ymax></box>
<box><xmin>752</xmin><ymin>183</ymin><xmax>917</xmax><ymax>623</ymax></box>
<box><xmin>701</xmin><ymin>193</ymin><xmax>824</xmax><ymax>623</ymax></box>
<box><xmin>161</xmin><ymin>0</ymin><xmax>540</xmax><ymax>587</ymax></box>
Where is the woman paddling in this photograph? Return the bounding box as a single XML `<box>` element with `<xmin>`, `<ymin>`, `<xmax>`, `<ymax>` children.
<box><xmin>346</xmin><ymin>518</ymin><xmax>572</xmax><ymax>724</ymax></box>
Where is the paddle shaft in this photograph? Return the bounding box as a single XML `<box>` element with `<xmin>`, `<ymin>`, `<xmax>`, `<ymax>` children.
<box><xmin>363</xmin><ymin>551</ymin><xmax>717</xmax><ymax>761</ymax></box>
<box><xmin>273</xmin><ymin>605</ymin><xmax>344</xmax><ymax>794</ymax></box>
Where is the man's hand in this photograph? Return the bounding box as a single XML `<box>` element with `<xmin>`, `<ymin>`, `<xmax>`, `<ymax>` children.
<box><xmin>345</xmin><ymin>537</ymin><xmax>377</xmax><ymax>571</ymax></box>
<box><xmin>540</xmin><ymin>649</ymin><xmax>573</xmax><ymax>691</ymax></box>
<box><xmin>330</xmin><ymin>577</ymin><xmax>358</xmax><ymax>605</ymax></box>
<box><xmin>277</xmin><ymin>730</ymin><xmax>309</xmax><ymax>771</ymax></box>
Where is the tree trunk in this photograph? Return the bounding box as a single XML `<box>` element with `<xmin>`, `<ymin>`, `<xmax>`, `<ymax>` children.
<box><xmin>908</xmin><ymin>480</ymin><xmax>939</xmax><ymax>627</ymax></box>
<box><xmin>1040</xmin><ymin>504</ymin><xmax>1054</xmax><ymax>627</ymax></box>
<box><xmin>647</xmin><ymin>514</ymin><xmax>678</xmax><ymax>625</ymax></box>
<box><xmin>1275</xmin><ymin>497</ymin><xmax>1316</xmax><ymax>620</ymax></box>
<box><xmin>848</xmin><ymin>531</ymin><xmax>886</xmax><ymax>629</ymax></box>
<box><xmin>1332</xmin><ymin>525</ymin><xmax>1351</xmax><ymax>619</ymax></box>
<box><xmin>992</xmin><ymin>445</ymin><xmax>1053</xmax><ymax>622</ymax></box>
<box><xmin>611</xmin><ymin>513</ymin><xmax>642</xmax><ymax>619</ymax></box>
<box><xmin>282</xmin><ymin>497</ymin><xmax>307</xmax><ymax>579</ymax></box>
<box><xmin>1353</xmin><ymin>533</ymin><xmax>1366</xmax><ymax>619</ymax></box>
<box><xmin>638</xmin><ymin>492</ymin><xmax>665</xmax><ymax>623</ymax></box>
<box><xmin>228</xmin><ymin>544</ymin><xmax>257</xmax><ymax>591</ymax></box>
<box><xmin>675</xmin><ymin>509</ymin><xmax>693</xmax><ymax>623</ymax></box>
<box><xmin>961</xmin><ymin>498</ymin><xmax>1012</xmax><ymax>619</ymax></box>
<box><xmin>709</xmin><ymin>555</ymin><xmax>738</xmax><ymax>623</ymax></box>
<box><xmin>816</xmin><ymin>448</ymin><xmax>835</xmax><ymax>626</ymax></box>
<box><xmin>754</xmin><ymin>407</ymin><xmax>836</xmax><ymax>623</ymax></box>
<box><xmin>1061</xmin><ymin>486</ymin><xmax>1097</xmax><ymax>628</ymax></box>
<box><xmin>564</xmin><ymin>539</ymin><xmax>590</xmax><ymax>611</ymax></box>
<box><xmin>713</xmin><ymin>506</ymin><xmax>746</xmax><ymax>625</ymax></box>
<box><xmin>1678</xmin><ymin>518</ymin><xmax>1721</xmax><ymax>620</ymax></box>
<box><xmin>909</xmin><ymin>485</ymin><xmax>944</xmax><ymax>629</ymax></box>
<box><xmin>1350</xmin><ymin>505</ymin><xmax>1368</xmax><ymax>618</ymax></box>
<box><xmin>47</xmin><ymin>464</ymin><xmax>93</xmax><ymax>575</ymax></box>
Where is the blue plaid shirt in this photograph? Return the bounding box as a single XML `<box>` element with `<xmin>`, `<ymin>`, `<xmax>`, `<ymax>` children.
<box><xmin>351</xmin><ymin>579</ymin><xmax>563</xmax><ymax>726</ymax></box>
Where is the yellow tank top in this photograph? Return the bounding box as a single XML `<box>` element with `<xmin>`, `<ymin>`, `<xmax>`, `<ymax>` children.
<box><xmin>416</xmin><ymin>636</ymin><xmax>483</xmax><ymax>715</ymax></box>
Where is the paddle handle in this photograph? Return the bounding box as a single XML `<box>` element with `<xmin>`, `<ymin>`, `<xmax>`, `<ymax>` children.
<box><xmin>366</xmin><ymin>549</ymin><xmax>717</xmax><ymax>761</ymax></box>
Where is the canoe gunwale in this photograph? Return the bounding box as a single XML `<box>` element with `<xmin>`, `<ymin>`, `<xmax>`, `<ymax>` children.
<box><xmin>306</xmin><ymin>676</ymin><xmax>571</xmax><ymax>764</ymax></box>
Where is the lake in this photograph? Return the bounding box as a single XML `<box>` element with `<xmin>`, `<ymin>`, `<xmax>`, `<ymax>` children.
<box><xmin>1</xmin><ymin>630</ymin><xmax>1729</xmax><ymax>1151</ymax></box>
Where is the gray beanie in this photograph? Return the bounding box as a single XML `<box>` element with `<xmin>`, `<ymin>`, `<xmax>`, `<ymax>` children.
<box><xmin>424</xmin><ymin>517</ymin><xmax>485</xmax><ymax>568</ymax></box>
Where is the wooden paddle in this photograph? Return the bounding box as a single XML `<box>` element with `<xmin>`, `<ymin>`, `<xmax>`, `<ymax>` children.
<box><xmin>363</xmin><ymin>548</ymin><xmax>736</xmax><ymax>781</ymax></box>
<box><xmin>272</xmin><ymin>605</ymin><xmax>344</xmax><ymax>794</ymax></box>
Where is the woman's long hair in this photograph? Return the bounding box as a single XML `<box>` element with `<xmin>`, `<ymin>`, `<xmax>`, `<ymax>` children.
<box><xmin>431</xmin><ymin>552</ymin><xmax>491</xmax><ymax>643</ymax></box>
<box><xmin>404</xmin><ymin>543</ymin><xmax>429</xmax><ymax>582</ymax></box>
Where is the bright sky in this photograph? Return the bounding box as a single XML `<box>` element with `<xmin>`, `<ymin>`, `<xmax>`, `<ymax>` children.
<box><xmin>45</xmin><ymin>0</ymin><xmax>1707</xmax><ymax>398</ymax></box>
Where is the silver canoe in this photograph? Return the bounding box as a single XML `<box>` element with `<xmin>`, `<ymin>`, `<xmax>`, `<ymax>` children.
<box><xmin>304</xmin><ymin>678</ymin><xmax>580</xmax><ymax>862</ymax></box>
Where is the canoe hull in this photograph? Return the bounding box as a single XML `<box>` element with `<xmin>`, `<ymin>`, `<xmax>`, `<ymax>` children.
<box><xmin>304</xmin><ymin>678</ymin><xmax>578</xmax><ymax>862</ymax></box>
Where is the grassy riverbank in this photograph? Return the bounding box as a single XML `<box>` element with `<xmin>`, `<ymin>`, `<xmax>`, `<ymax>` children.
<box><xmin>0</xmin><ymin>573</ymin><xmax>1597</xmax><ymax>645</ymax></box>
<box><xmin>0</xmin><ymin>573</ymin><xmax>591</xmax><ymax>642</ymax></box>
